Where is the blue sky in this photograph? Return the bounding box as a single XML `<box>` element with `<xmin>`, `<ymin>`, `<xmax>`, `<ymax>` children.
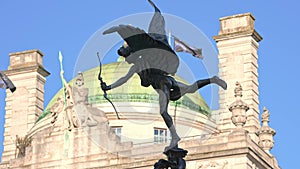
<box><xmin>0</xmin><ymin>0</ymin><xmax>299</xmax><ymax>168</ymax></box>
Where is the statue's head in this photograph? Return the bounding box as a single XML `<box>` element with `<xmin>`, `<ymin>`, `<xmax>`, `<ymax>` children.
<box><xmin>75</xmin><ymin>72</ymin><xmax>84</xmax><ymax>86</ymax></box>
<box><xmin>118</xmin><ymin>46</ymin><xmax>132</xmax><ymax>58</ymax></box>
<box><xmin>117</xmin><ymin>41</ymin><xmax>134</xmax><ymax>63</ymax></box>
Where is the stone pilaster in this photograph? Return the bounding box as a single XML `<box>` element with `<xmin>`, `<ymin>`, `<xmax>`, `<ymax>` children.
<box><xmin>213</xmin><ymin>13</ymin><xmax>262</xmax><ymax>142</ymax></box>
<box><xmin>2</xmin><ymin>49</ymin><xmax>50</xmax><ymax>162</ymax></box>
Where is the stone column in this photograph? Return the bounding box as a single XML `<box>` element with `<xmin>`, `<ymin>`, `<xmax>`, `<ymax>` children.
<box><xmin>213</xmin><ymin>13</ymin><xmax>262</xmax><ymax>142</ymax></box>
<box><xmin>2</xmin><ymin>49</ymin><xmax>50</xmax><ymax>162</ymax></box>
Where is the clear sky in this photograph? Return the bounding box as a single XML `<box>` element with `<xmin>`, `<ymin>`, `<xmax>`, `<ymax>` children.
<box><xmin>0</xmin><ymin>0</ymin><xmax>299</xmax><ymax>168</ymax></box>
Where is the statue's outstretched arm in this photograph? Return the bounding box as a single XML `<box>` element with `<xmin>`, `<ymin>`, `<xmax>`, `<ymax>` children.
<box><xmin>110</xmin><ymin>65</ymin><xmax>136</xmax><ymax>89</ymax></box>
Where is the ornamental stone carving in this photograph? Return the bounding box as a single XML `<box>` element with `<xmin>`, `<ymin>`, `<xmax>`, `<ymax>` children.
<box><xmin>229</xmin><ymin>82</ymin><xmax>249</xmax><ymax>128</ymax></box>
<box><xmin>256</xmin><ymin>107</ymin><xmax>276</xmax><ymax>154</ymax></box>
<box><xmin>197</xmin><ymin>160</ymin><xmax>228</xmax><ymax>169</ymax></box>
<box><xmin>15</xmin><ymin>135</ymin><xmax>32</xmax><ymax>158</ymax></box>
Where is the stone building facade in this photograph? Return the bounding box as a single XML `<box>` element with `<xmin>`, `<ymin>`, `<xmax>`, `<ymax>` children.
<box><xmin>0</xmin><ymin>13</ymin><xmax>280</xmax><ymax>169</ymax></box>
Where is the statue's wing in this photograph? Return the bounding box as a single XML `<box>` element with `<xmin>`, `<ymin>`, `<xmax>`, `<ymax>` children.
<box><xmin>103</xmin><ymin>24</ymin><xmax>179</xmax><ymax>75</ymax></box>
<box><xmin>103</xmin><ymin>24</ymin><xmax>158</xmax><ymax>52</ymax></box>
<box><xmin>147</xmin><ymin>0</ymin><xmax>168</xmax><ymax>45</ymax></box>
<box><xmin>103</xmin><ymin>24</ymin><xmax>174</xmax><ymax>53</ymax></box>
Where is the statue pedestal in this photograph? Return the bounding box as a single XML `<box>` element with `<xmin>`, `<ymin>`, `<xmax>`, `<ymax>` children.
<box><xmin>154</xmin><ymin>147</ymin><xmax>188</xmax><ymax>169</ymax></box>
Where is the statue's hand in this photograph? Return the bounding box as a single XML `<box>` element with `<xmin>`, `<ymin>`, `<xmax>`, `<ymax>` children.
<box><xmin>101</xmin><ymin>82</ymin><xmax>111</xmax><ymax>91</ymax></box>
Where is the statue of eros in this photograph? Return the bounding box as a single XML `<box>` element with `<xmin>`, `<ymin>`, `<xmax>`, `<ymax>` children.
<box><xmin>101</xmin><ymin>0</ymin><xmax>227</xmax><ymax>151</ymax></box>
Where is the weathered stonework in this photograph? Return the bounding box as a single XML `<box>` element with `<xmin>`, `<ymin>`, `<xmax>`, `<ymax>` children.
<box><xmin>2</xmin><ymin>49</ymin><xmax>50</xmax><ymax>163</ymax></box>
<box><xmin>213</xmin><ymin>13</ymin><xmax>262</xmax><ymax>143</ymax></box>
<box><xmin>256</xmin><ymin>107</ymin><xmax>276</xmax><ymax>155</ymax></box>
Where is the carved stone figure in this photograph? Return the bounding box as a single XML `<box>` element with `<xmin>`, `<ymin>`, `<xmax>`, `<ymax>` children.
<box><xmin>15</xmin><ymin>135</ymin><xmax>31</xmax><ymax>158</ymax></box>
<box><xmin>50</xmin><ymin>95</ymin><xmax>64</xmax><ymax>124</ymax></box>
<box><xmin>73</xmin><ymin>72</ymin><xmax>89</xmax><ymax>104</ymax></box>
<box><xmin>73</xmin><ymin>72</ymin><xmax>98</xmax><ymax>127</ymax></box>
<box><xmin>60</xmin><ymin>71</ymin><xmax>80</xmax><ymax>130</ymax></box>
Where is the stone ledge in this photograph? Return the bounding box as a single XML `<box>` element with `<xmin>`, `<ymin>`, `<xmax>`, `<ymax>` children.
<box><xmin>4</xmin><ymin>65</ymin><xmax>50</xmax><ymax>78</ymax></box>
<box><xmin>213</xmin><ymin>30</ymin><xmax>262</xmax><ymax>42</ymax></box>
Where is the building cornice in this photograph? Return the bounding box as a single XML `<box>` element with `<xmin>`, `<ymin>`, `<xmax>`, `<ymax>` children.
<box><xmin>213</xmin><ymin>30</ymin><xmax>262</xmax><ymax>42</ymax></box>
<box><xmin>4</xmin><ymin>65</ymin><xmax>50</xmax><ymax>78</ymax></box>
<box><xmin>9</xmin><ymin>49</ymin><xmax>44</xmax><ymax>57</ymax></box>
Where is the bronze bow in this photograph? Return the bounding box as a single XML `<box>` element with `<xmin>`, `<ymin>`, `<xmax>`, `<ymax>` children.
<box><xmin>97</xmin><ymin>52</ymin><xmax>120</xmax><ymax>119</ymax></box>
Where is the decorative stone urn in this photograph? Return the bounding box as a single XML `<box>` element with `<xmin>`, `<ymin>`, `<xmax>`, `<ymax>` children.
<box><xmin>229</xmin><ymin>82</ymin><xmax>249</xmax><ymax>128</ymax></box>
<box><xmin>256</xmin><ymin>107</ymin><xmax>276</xmax><ymax>154</ymax></box>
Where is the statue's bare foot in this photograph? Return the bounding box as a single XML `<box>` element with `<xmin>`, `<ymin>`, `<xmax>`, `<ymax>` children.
<box><xmin>212</xmin><ymin>76</ymin><xmax>227</xmax><ymax>90</ymax></box>
<box><xmin>164</xmin><ymin>136</ymin><xmax>181</xmax><ymax>152</ymax></box>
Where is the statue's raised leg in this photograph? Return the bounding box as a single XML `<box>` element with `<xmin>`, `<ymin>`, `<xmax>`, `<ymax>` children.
<box><xmin>198</xmin><ymin>76</ymin><xmax>227</xmax><ymax>90</ymax></box>
<box><xmin>170</xmin><ymin>76</ymin><xmax>227</xmax><ymax>101</ymax></box>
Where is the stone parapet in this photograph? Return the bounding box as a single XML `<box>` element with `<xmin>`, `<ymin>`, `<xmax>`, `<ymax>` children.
<box><xmin>215</xmin><ymin>13</ymin><xmax>262</xmax><ymax>42</ymax></box>
<box><xmin>8</xmin><ymin>49</ymin><xmax>45</xmax><ymax>70</ymax></box>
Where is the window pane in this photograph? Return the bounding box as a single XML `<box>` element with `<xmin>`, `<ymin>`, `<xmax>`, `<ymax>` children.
<box><xmin>154</xmin><ymin>128</ymin><xmax>168</xmax><ymax>143</ymax></box>
<box><xmin>112</xmin><ymin>127</ymin><xmax>122</xmax><ymax>137</ymax></box>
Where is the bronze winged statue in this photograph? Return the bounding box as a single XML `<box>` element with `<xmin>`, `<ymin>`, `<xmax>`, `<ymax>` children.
<box><xmin>101</xmin><ymin>0</ymin><xmax>227</xmax><ymax>152</ymax></box>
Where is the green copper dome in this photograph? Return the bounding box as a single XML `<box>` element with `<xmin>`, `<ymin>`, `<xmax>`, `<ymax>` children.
<box><xmin>45</xmin><ymin>59</ymin><xmax>211</xmax><ymax>116</ymax></box>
